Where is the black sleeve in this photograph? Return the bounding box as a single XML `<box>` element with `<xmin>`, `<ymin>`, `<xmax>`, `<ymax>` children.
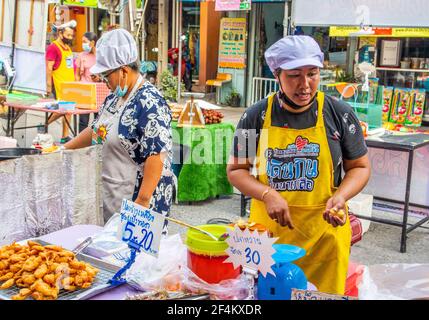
<box><xmin>231</xmin><ymin>99</ymin><xmax>267</xmax><ymax>159</ymax></box>
<box><xmin>329</xmin><ymin>97</ymin><xmax>368</xmax><ymax>160</ymax></box>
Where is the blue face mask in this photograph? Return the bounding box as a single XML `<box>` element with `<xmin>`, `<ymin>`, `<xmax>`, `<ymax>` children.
<box><xmin>114</xmin><ymin>84</ymin><xmax>129</xmax><ymax>98</ymax></box>
<box><xmin>82</xmin><ymin>43</ymin><xmax>91</xmax><ymax>53</ymax></box>
<box><xmin>113</xmin><ymin>71</ymin><xmax>129</xmax><ymax>98</ymax></box>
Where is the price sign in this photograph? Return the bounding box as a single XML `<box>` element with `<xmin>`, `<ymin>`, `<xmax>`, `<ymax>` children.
<box><xmin>117</xmin><ymin>199</ymin><xmax>165</xmax><ymax>258</ymax></box>
<box><xmin>224</xmin><ymin>226</ymin><xmax>278</xmax><ymax>277</ymax></box>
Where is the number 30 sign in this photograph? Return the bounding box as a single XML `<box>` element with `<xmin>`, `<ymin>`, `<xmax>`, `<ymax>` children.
<box><xmin>224</xmin><ymin>226</ymin><xmax>278</xmax><ymax>277</ymax></box>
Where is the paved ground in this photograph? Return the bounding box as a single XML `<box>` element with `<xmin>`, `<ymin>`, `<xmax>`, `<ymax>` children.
<box><xmin>2</xmin><ymin>102</ymin><xmax>428</xmax><ymax>267</ymax></box>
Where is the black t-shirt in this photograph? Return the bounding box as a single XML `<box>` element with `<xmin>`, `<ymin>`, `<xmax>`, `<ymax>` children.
<box><xmin>231</xmin><ymin>93</ymin><xmax>368</xmax><ymax>187</ymax></box>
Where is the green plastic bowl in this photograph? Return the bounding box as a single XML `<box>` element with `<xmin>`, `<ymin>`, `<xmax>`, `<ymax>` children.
<box><xmin>185</xmin><ymin>224</ymin><xmax>233</xmax><ymax>257</ymax></box>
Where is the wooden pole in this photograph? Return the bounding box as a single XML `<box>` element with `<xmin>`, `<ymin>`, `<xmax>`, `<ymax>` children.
<box><xmin>28</xmin><ymin>0</ymin><xmax>35</xmax><ymax>47</ymax></box>
<box><xmin>0</xmin><ymin>0</ymin><xmax>5</xmax><ymax>42</ymax></box>
<box><xmin>157</xmin><ymin>0</ymin><xmax>169</xmax><ymax>84</ymax></box>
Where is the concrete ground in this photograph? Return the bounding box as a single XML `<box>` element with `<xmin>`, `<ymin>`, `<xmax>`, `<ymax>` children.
<box><xmin>1</xmin><ymin>102</ymin><xmax>428</xmax><ymax>267</ymax></box>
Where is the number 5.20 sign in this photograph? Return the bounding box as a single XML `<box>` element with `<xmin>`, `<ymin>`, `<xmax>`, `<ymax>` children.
<box><xmin>117</xmin><ymin>199</ymin><xmax>165</xmax><ymax>258</ymax></box>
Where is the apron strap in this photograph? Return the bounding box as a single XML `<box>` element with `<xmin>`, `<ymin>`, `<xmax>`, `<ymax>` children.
<box><xmin>262</xmin><ymin>93</ymin><xmax>276</xmax><ymax>129</ymax></box>
<box><xmin>315</xmin><ymin>91</ymin><xmax>325</xmax><ymax>128</ymax></box>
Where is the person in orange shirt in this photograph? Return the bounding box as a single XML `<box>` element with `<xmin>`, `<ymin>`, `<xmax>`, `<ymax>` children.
<box><xmin>45</xmin><ymin>23</ymin><xmax>76</xmax><ymax>143</ymax></box>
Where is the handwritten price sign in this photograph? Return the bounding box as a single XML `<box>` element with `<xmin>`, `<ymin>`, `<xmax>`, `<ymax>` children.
<box><xmin>224</xmin><ymin>226</ymin><xmax>278</xmax><ymax>277</ymax></box>
<box><xmin>117</xmin><ymin>199</ymin><xmax>165</xmax><ymax>258</ymax></box>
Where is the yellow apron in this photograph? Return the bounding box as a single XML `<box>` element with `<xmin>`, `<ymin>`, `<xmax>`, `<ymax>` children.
<box><xmin>250</xmin><ymin>92</ymin><xmax>351</xmax><ymax>295</ymax></box>
<box><xmin>52</xmin><ymin>40</ymin><xmax>75</xmax><ymax>99</ymax></box>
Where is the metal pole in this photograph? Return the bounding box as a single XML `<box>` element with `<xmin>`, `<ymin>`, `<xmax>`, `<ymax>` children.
<box><xmin>128</xmin><ymin>0</ymin><xmax>134</xmax><ymax>33</ymax></box>
<box><xmin>172</xmin><ymin>0</ymin><xmax>176</xmax><ymax>48</ymax></box>
<box><xmin>401</xmin><ymin>150</ymin><xmax>414</xmax><ymax>253</ymax></box>
<box><xmin>283</xmin><ymin>0</ymin><xmax>289</xmax><ymax>36</ymax></box>
<box><xmin>9</xmin><ymin>0</ymin><xmax>18</xmax><ymax>93</ymax></box>
<box><xmin>177</xmin><ymin>0</ymin><xmax>183</xmax><ymax>101</ymax></box>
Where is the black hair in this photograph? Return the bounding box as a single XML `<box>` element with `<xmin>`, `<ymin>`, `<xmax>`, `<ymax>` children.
<box><xmin>83</xmin><ymin>32</ymin><xmax>98</xmax><ymax>44</ymax></box>
<box><xmin>127</xmin><ymin>61</ymin><xmax>141</xmax><ymax>72</ymax></box>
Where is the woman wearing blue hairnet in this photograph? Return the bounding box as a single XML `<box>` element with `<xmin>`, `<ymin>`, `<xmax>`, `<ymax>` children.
<box><xmin>65</xmin><ymin>29</ymin><xmax>173</xmax><ymax>232</ymax></box>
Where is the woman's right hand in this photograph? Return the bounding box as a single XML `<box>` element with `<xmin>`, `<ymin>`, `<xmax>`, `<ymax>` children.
<box><xmin>263</xmin><ymin>190</ymin><xmax>294</xmax><ymax>229</ymax></box>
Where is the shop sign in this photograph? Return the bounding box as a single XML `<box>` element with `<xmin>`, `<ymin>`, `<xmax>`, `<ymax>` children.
<box><xmin>224</xmin><ymin>226</ymin><xmax>278</xmax><ymax>277</ymax></box>
<box><xmin>218</xmin><ymin>18</ymin><xmax>247</xmax><ymax>69</ymax></box>
<box><xmin>215</xmin><ymin>0</ymin><xmax>251</xmax><ymax>11</ymax></box>
<box><xmin>117</xmin><ymin>199</ymin><xmax>165</xmax><ymax>258</ymax></box>
<box><xmin>330</xmin><ymin>26</ymin><xmax>429</xmax><ymax>38</ymax></box>
<box><xmin>62</xmin><ymin>0</ymin><xmax>98</xmax><ymax>8</ymax></box>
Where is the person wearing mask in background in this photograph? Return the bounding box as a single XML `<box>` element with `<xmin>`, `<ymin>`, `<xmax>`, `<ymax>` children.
<box><xmin>76</xmin><ymin>32</ymin><xmax>99</xmax><ymax>132</ymax></box>
<box><xmin>227</xmin><ymin>36</ymin><xmax>370</xmax><ymax>295</ymax></box>
<box><xmin>64</xmin><ymin>29</ymin><xmax>173</xmax><ymax>230</ymax></box>
<box><xmin>45</xmin><ymin>21</ymin><xmax>76</xmax><ymax>144</ymax></box>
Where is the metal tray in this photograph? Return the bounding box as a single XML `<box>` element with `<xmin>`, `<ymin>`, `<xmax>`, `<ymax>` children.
<box><xmin>0</xmin><ymin>239</ymin><xmax>121</xmax><ymax>300</ymax></box>
<box><xmin>0</xmin><ymin>148</ymin><xmax>42</xmax><ymax>161</ymax></box>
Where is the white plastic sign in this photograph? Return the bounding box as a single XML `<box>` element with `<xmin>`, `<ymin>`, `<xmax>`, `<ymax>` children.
<box><xmin>117</xmin><ymin>199</ymin><xmax>165</xmax><ymax>258</ymax></box>
<box><xmin>224</xmin><ymin>226</ymin><xmax>278</xmax><ymax>277</ymax></box>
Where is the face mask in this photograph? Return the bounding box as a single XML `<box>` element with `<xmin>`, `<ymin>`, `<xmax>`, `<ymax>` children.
<box><xmin>82</xmin><ymin>43</ymin><xmax>91</xmax><ymax>52</ymax></box>
<box><xmin>113</xmin><ymin>71</ymin><xmax>128</xmax><ymax>98</ymax></box>
<box><xmin>62</xmin><ymin>37</ymin><xmax>73</xmax><ymax>46</ymax></box>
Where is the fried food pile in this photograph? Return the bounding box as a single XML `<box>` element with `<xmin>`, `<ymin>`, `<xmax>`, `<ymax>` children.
<box><xmin>0</xmin><ymin>241</ymin><xmax>99</xmax><ymax>300</ymax></box>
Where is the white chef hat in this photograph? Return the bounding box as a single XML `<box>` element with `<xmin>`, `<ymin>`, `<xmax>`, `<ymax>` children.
<box><xmin>90</xmin><ymin>28</ymin><xmax>138</xmax><ymax>75</ymax></box>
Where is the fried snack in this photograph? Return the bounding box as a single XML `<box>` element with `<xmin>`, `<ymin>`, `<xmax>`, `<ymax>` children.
<box><xmin>31</xmin><ymin>279</ymin><xmax>59</xmax><ymax>299</ymax></box>
<box><xmin>0</xmin><ymin>278</ymin><xmax>14</xmax><ymax>289</ymax></box>
<box><xmin>34</xmin><ymin>264</ymin><xmax>48</xmax><ymax>279</ymax></box>
<box><xmin>329</xmin><ymin>208</ymin><xmax>346</xmax><ymax>219</ymax></box>
<box><xmin>0</xmin><ymin>241</ymin><xmax>99</xmax><ymax>300</ymax></box>
<box><xmin>12</xmin><ymin>288</ymin><xmax>32</xmax><ymax>300</ymax></box>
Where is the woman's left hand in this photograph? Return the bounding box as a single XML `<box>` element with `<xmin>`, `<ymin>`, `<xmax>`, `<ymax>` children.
<box><xmin>323</xmin><ymin>194</ymin><xmax>347</xmax><ymax>227</ymax></box>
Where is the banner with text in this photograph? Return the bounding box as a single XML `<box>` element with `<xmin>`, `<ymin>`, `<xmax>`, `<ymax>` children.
<box><xmin>218</xmin><ymin>18</ymin><xmax>247</xmax><ymax>69</ymax></box>
<box><xmin>215</xmin><ymin>0</ymin><xmax>251</xmax><ymax>11</ymax></box>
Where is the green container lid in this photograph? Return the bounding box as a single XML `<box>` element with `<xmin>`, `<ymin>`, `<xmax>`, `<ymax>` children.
<box><xmin>185</xmin><ymin>224</ymin><xmax>233</xmax><ymax>257</ymax></box>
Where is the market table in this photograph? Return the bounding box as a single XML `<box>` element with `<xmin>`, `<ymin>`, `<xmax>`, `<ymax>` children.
<box><xmin>38</xmin><ymin>224</ymin><xmax>140</xmax><ymax>300</ymax></box>
<box><xmin>5</xmin><ymin>100</ymin><xmax>99</xmax><ymax>138</ymax></box>
<box><xmin>172</xmin><ymin>121</ymin><xmax>235</xmax><ymax>202</ymax></box>
<box><xmin>36</xmin><ymin>224</ymin><xmax>320</xmax><ymax>300</ymax></box>
<box><xmin>363</xmin><ymin>133</ymin><xmax>429</xmax><ymax>253</ymax></box>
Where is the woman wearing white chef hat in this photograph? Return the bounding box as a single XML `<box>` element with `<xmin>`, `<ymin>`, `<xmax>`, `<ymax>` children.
<box><xmin>227</xmin><ymin>36</ymin><xmax>370</xmax><ymax>294</ymax></box>
<box><xmin>65</xmin><ymin>29</ymin><xmax>173</xmax><ymax>231</ymax></box>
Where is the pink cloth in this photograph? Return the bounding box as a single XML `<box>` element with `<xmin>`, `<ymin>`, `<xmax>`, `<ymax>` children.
<box><xmin>76</xmin><ymin>51</ymin><xmax>96</xmax><ymax>82</ymax></box>
<box><xmin>95</xmin><ymin>82</ymin><xmax>111</xmax><ymax>108</ymax></box>
<box><xmin>46</xmin><ymin>43</ymin><xmax>62</xmax><ymax>70</ymax></box>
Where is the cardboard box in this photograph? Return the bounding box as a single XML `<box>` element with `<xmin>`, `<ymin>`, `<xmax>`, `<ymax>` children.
<box><xmin>60</xmin><ymin>82</ymin><xmax>97</xmax><ymax>110</ymax></box>
<box><xmin>60</xmin><ymin>81</ymin><xmax>110</xmax><ymax>110</ymax></box>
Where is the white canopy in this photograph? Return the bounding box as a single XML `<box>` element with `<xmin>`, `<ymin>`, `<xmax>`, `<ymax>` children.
<box><xmin>292</xmin><ymin>0</ymin><xmax>429</xmax><ymax>28</ymax></box>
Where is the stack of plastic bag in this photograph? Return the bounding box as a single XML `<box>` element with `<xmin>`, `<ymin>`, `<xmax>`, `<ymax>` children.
<box><xmin>358</xmin><ymin>264</ymin><xmax>429</xmax><ymax>300</ymax></box>
<box><xmin>125</xmin><ymin>233</ymin><xmax>251</xmax><ymax>300</ymax></box>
